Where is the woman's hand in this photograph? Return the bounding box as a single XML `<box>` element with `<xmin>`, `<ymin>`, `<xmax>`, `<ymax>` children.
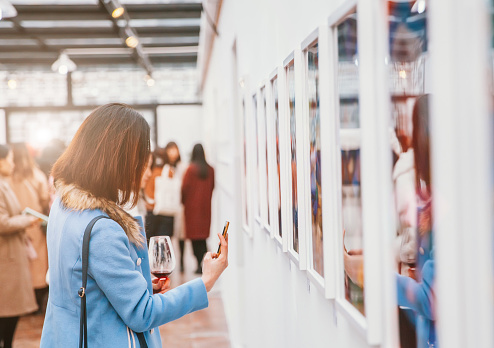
<box><xmin>152</xmin><ymin>277</ymin><xmax>171</xmax><ymax>294</ymax></box>
<box><xmin>201</xmin><ymin>233</ymin><xmax>229</xmax><ymax>292</ymax></box>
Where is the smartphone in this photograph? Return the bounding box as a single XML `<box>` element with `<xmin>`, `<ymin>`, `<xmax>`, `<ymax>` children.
<box><xmin>22</xmin><ymin>207</ymin><xmax>49</xmax><ymax>222</ymax></box>
<box><xmin>216</xmin><ymin>221</ymin><xmax>230</xmax><ymax>256</ymax></box>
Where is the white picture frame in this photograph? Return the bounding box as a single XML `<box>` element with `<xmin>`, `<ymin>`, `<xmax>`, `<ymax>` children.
<box><xmin>329</xmin><ymin>0</ymin><xmax>369</xmax><ymax>339</ymax></box>
<box><xmin>282</xmin><ymin>50</ymin><xmax>308</xmax><ymax>270</ymax></box>
<box><xmin>267</xmin><ymin>67</ymin><xmax>289</xmax><ymax>250</ymax></box>
<box><xmin>257</xmin><ymin>83</ymin><xmax>272</xmax><ymax>235</ymax></box>
<box><xmin>239</xmin><ymin>75</ymin><xmax>254</xmax><ymax>237</ymax></box>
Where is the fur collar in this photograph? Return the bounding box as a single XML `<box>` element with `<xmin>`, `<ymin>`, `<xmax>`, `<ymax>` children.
<box><xmin>55</xmin><ymin>181</ymin><xmax>144</xmax><ymax>247</ymax></box>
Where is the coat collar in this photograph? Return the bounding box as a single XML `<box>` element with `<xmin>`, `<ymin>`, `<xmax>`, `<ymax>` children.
<box><xmin>55</xmin><ymin>181</ymin><xmax>144</xmax><ymax>247</ymax></box>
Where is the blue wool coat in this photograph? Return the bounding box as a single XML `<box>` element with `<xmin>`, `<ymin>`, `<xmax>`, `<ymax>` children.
<box><xmin>40</xmin><ymin>198</ymin><xmax>208</xmax><ymax>347</ymax></box>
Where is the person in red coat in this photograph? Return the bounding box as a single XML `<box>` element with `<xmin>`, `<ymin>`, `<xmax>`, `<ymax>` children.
<box><xmin>181</xmin><ymin>144</ymin><xmax>215</xmax><ymax>274</ymax></box>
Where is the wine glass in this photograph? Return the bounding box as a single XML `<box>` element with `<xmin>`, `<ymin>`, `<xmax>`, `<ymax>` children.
<box><xmin>148</xmin><ymin>236</ymin><xmax>176</xmax><ymax>280</ymax></box>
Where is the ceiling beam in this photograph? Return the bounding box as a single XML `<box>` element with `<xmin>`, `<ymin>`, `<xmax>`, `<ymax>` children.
<box><xmin>14</xmin><ymin>11</ymin><xmax>201</xmax><ymax>21</ymax></box>
<box><xmin>0</xmin><ymin>26</ymin><xmax>200</xmax><ymax>35</ymax></box>
<box><xmin>0</xmin><ymin>54</ymin><xmax>197</xmax><ymax>66</ymax></box>
<box><xmin>13</xmin><ymin>3</ymin><xmax>202</xmax><ymax>14</ymax></box>
<box><xmin>0</xmin><ymin>30</ymin><xmax>200</xmax><ymax>40</ymax></box>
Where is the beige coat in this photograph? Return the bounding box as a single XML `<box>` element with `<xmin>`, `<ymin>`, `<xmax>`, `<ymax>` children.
<box><xmin>10</xmin><ymin>168</ymin><xmax>49</xmax><ymax>289</ymax></box>
<box><xmin>0</xmin><ymin>177</ymin><xmax>37</xmax><ymax>317</ymax></box>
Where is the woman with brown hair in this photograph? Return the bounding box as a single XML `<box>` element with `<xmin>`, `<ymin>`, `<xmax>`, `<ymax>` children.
<box><xmin>40</xmin><ymin>104</ymin><xmax>228</xmax><ymax>348</ymax></box>
<box><xmin>10</xmin><ymin>143</ymin><xmax>50</xmax><ymax>313</ymax></box>
<box><xmin>181</xmin><ymin>144</ymin><xmax>215</xmax><ymax>274</ymax></box>
<box><xmin>146</xmin><ymin>142</ymin><xmax>185</xmax><ymax>239</ymax></box>
<box><xmin>0</xmin><ymin>144</ymin><xmax>38</xmax><ymax>348</ymax></box>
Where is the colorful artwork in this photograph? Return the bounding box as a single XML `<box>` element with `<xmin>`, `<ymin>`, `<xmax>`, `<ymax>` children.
<box><xmin>272</xmin><ymin>77</ymin><xmax>282</xmax><ymax>238</ymax></box>
<box><xmin>286</xmin><ymin>62</ymin><xmax>299</xmax><ymax>253</ymax></box>
<box><xmin>262</xmin><ymin>87</ymin><xmax>270</xmax><ymax>226</ymax></box>
<box><xmin>337</xmin><ymin>12</ymin><xmax>365</xmax><ymax>315</ymax></box>
<box><xmin>308</xmin><ymin>42</ymin><xmax>324</xmax><ymax>277</ymax></box>
<box><xmin>242</xmin><ymin>99</ymin><xmax>249</xmax><ymax>228</ymax></box>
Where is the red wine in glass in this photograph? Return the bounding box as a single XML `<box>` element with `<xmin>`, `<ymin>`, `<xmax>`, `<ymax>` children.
<box><xmin>151</xmin><ymin>271</ymin><xmax>172</xmax><ymax>280</ymax></box>
<box><xmin>149</xmin><ymin>236</ymin><xmax>176</xmax><ymax>281</ymax></box>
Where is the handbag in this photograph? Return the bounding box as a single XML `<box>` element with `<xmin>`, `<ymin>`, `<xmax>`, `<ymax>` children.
<box><xmin>153</xmin><ymin>165</ymin><xmax>182</xmax><ymax>216</ymax></box>
<box><xmin>78</xmin><ymin>216</ymin><xmax>148</xmax><ymax>348</ymax></box>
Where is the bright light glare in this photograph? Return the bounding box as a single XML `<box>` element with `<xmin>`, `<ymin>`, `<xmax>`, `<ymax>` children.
<box><xmin>58</xmin><ymin>65</ymin><xmax>68</xmax><ymax>75</ymax></box>
<box><xmin>112</xmin><ymin>7</ymin><xmax>124</xmax><ymax>18</ymax></box>
<box><xmin>418</xmin><ymin>0</ymin><xmax>426</xmax><ymax>14</ymax></box>
<box><xmin>8</xmin><ymin>79</ymin><xmax>16</xmax><ymax>89</ymax></box>
<box><xmin>147</xmin><ymin>78</ymin><xmax>155</xmax><ymax>87</ymax></box>
<box><xmin>32</xmin><ymin>128</ymin><xmax>54</xmax><ymax>148</ymax></box>
<box><xmin>399</xmin><ymin>70</ymin><xmax>407</xmax><ymax>79</ymax></box>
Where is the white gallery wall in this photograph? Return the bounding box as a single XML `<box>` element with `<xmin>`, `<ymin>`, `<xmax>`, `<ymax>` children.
<box><xmin>156</xmin><ymin>105</ymin><xmax>203</xmax><ymax>161</ymax></box>
<box><xmin>201</xmin><ymin>0</ymin><xmax>371</xmax><ymax>347</ymax></box>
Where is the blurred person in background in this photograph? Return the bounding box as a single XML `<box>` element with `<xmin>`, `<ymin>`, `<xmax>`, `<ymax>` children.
<box><xmin>124</xmin><ymin>153</ymin><xmax>153</xmax><ymax>223</ymax></box>
<box><xmin>0</xmin><ymin>144</ymin><xmax>38</xmax><ymax>348</ymax></box>
<box><xmin>151</xmin><ymin>142</ymin><xmax>185</xmax><ymax>238</ymax></box>
<box><xmin>36</xmin><ymin>139</ymin><xmax>66</xmax><ymax>209</ymax></box>
<box><xmin>144</xmin><ymin>148</ymin><xmax>165</xmax><ymax>242</ymax></box>
<box><xmin>145</xmin><ymin>143</ymin><xmax>187</xmax><ymax>270</ymax></box>
<box><xmin>182</xmin><ymin>144</ymin><xmax>215</xmax><ymax>274</ymax></box>
<box><xmin>10</xmin><ymin>143</ymin><xmax>50</xmax><ymax>314</ymax></box>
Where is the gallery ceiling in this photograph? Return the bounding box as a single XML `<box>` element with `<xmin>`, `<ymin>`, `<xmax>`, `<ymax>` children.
<box><xmin>0</xmin><ymin>0</ymin><xmax>203</xmax><ymax>73</ymax></box>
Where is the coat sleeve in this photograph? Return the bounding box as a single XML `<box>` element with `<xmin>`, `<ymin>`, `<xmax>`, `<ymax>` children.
<box><xmin>0</xmin><ymin>191</ymin><xmax>33</xmax><ymax>235</ymax></box>
<box><xmin>396</xmin><ymin>260</ymin><xmax>435</xmax><ymax>320</ymax></box>
<box><xmin>88</xmin><ymin>219</ymin><xmax>209</xmax><ymax>332</ymax></box>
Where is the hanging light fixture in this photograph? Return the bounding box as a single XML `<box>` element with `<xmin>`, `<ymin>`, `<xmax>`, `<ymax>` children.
<box><xmin>51</xmin><ymin>52</ymin><xmax>77</xmax><ymax>75</ymax></box>
<box><xmin>0</xmin><ymin>0</ymin><xmax>17</xmax><ymax>21</ymax></box>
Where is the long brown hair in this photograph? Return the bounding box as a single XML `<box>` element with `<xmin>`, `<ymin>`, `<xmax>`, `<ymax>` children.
<box><xmin>191</xmin><ymin>143</ymin><xmax>209</xmax><ymax>179</ymax></box>
<box><xmin>12</xmin><ymin>143</ymin><xmax>36</xmax><ymax>181</ymax></box>
<box><xmin>51</xmin><ymin>103</ymin><xmax>150</xmax><ymax>207</ymax></box>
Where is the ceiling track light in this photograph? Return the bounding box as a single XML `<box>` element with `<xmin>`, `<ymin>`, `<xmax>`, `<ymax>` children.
<box><xmin>112</xmin><ymin>7</ymin><xmax>124</xmax><ymax>18</ymax></box>
<box><xmin>125</xmin><ymin>36</ymin><xmax>139</xmax><ymax>48</ymax></box>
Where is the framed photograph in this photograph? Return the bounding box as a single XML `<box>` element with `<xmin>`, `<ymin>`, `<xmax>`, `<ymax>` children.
<box><xmin>267</xmin><ymin>68</ymin><xmax>285</xmax><ymax>247</ymax></box>
<box><xmin>240</xmin><ymin>76</ymin><xmax>253</xmax><ymax>237</ymax></box>
<box><xmin>266</xmin><ymin>66</ymin><xmax>289</xmax><ymax>252</ymax></box>
<box><xmin>252</xmin><ymin>92</ymin><xmax>262</xmax><ymax>228</ymax></box>
<box><xmin>283</xmin><ymin>50</ymin><xmax>308</xmax><ymax>270</ymax></box>
<box><xmin>301</xmin><ymin>29</ymin><xmax>326</xmax><ymax>291</ymax></box>
<box><xmin>329</xmin><ymin>0</ymin><xmax>368</xmax><ymax>335</ymax></box>
<box><xmin>257</xmin><ymin>84</ymin><xmax>271</xmax><ymax>234</ymax></box>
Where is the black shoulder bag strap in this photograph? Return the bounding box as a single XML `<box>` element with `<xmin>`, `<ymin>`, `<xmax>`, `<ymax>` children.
<box><xmin>79</xmin><ymin>215</ymin><xmax>148</xmax><ymax>348</ymax></box>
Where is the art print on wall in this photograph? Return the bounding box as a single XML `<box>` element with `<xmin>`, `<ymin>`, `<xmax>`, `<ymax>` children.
<box><xmin>286</xmin><ymin>61</ymin><xmax>299</xmax><ymax>253</ymax></box>
<box><xmin>307</xmin><ymin>41</ymin><xmax>324</xmax><ymax>277</ymax></box>
<box><xmin>337</xmin><ymin>10</ymin><xmax>365</xmax><ymax>316</ymax></box>
<box><xmin>272</xmin><ymin>76</ymin><xmax>283</xmax><ymax>239</ymax></box>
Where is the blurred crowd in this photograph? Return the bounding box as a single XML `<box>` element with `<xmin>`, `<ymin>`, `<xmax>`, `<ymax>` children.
<box><xmin>0</xmin><ymin>139</ymin><xmax>214</xmax><ymax>348</ymax></box>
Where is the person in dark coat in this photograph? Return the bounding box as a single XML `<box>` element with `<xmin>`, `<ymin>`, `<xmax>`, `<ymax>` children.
<box><xmin>181</xmin><ymin>144</ymin><xmax>215</xmax><ymax>274</ymax></box>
